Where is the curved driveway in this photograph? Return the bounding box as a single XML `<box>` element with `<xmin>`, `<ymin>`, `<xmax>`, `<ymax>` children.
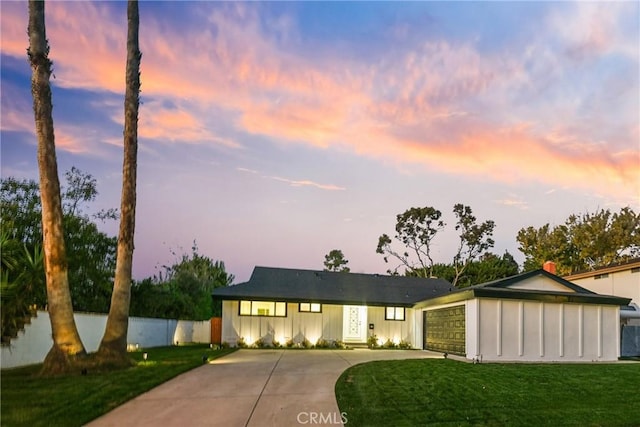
<box><xmin>88</xmin><ymin>349</ymin><xmax>441</xmax><ymax>427</ymax></box>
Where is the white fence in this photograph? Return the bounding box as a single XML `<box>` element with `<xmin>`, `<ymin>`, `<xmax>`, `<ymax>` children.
<box><xmin>1</xmin><ymin>310</ymin><xmax>211</xmax><ymax>369</ymax></box>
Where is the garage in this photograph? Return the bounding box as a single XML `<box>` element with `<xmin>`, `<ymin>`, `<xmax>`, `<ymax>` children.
<box><xmin>424</xmin><ymin>305</ymin><xmax>465</xmax><ymax>355</ymax></box>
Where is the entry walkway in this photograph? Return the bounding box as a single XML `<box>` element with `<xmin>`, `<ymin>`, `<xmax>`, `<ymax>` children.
<box><xmin>87</xmin><ymin>349</ymin><xmax>441</xmax><ymax>427</ymax></box>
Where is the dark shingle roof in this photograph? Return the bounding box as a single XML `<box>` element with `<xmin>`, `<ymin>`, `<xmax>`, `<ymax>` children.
<box><xmin>212</xmin><ymin>266</ymin><xmax>454</xmax><ymax>307</ymax></box>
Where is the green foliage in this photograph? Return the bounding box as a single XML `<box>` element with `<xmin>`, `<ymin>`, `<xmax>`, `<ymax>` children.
<box><xmin>315</xmin><ymin>338</ymin><xmax>347</xmax><ymax>349</ymax></box>
<box><xmin>1</xmin><ymin>227</ymin><xmax>45</xmax><ymax>342</ymax></box>
<box><xmin>378</xmin><ymin>204</ymin><xmax>497</xmax><ymax>285</ymax></box>
<box><xmin>398</xmin><ymin>340</ymin><xmax>411</xmax><ymax>349</ymax></box>
<box><xmin>367</xmin><ymin>334</ymin><xmax>379</xmax><ymax>349</ymax></box>
<box><xmin>382</xmin><ymin>339</ymin><xmax>396</xmax><ymax>349</ymax></box>
<box><xmin>336</xmin><ymin>359</ymin><xmax>640</xmax><ymax>426</ymax></box>
<box><xmin>0</xmin><ymin>345</ymin><xmax>235</xmax><ymax>427</ymax></box>
<box><xmin>424</xmin><ymin>251</ymin><xmax>520</xmax><ymax>288</ymax></box>
<box><xmin>130</xmin><ymin>243</ymin><xmax>234</xmax><ymax>320</ymax></box>
<box><xmin>323</xmin><ymin>249</ymin><xmax>351</xmax><ymax>272</ymax></box>
<box><xmin>517</xmin><ymin>207</ymin><xmax>639</xmax><ymax>275</ymax></box>
<box><xmin>377</xmin><ymin>206</ymin><xmax>444</xmax><ymax>278</ymax></box>
<box><xmin>452</xmin><ymin>204</ymin><xmax>495</xmax><ymax>286</ymax></box>
<box><xmin>1</xmin><ymin>170</ymin><xmax>117</xmax><ymax>316</ymax></box>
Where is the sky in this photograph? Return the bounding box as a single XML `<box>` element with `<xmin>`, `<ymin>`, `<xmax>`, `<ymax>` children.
<box><xmin>1</xmin><ymin>1</ymin><xmax>639</xmax><ymax>284</ymax></box>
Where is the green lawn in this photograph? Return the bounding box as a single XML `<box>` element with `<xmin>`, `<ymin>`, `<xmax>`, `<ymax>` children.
<box><xmin>336</xmin><ymin>359</ymin><xmax>640</xmax><ymax>426</ymax></box>
<box><xmin>1</xmin><ymin>345</ymin><xmax>235</xmax><ymax>427</ymax></box>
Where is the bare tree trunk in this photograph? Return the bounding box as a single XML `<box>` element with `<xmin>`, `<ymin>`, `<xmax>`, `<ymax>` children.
<box><xmin>97</xmin><ymin>0</ymin><xmax>140</xmax><ymax>364</ymax></box>
<box><xmin>28</xmin><ymin>0</ymin><xmax>86</xmax><ymax>375</ymax></box>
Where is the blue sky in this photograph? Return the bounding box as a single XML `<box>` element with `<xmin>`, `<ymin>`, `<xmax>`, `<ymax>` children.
<box><xmin>1</xmin><ymin>1</ymin><xmax>638</xmax><ymax>283</ymax></box>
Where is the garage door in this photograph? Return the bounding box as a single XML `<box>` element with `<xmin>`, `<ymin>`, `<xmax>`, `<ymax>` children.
<box><xmin>424</xmin><ymin>305</ymin><xmax>465</xmax><ymax>356</ymax></box>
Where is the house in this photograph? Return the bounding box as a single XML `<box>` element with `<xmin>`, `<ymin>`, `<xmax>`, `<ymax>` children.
<box><xmin>563</xmin><ymin>258</ymin><xmax>640</xmax><ymax>357</ymax></box>
<box><xmin>212</xmin><ymin>267</ymin><xmax>453</xmax><ymax>348</ymax></box>
<box><xmin>563</xmin><ymin>258</ymin><xmax>640</xmax><ymax>325</ymax></box>
<box><xmin>212</xmin><ymin>265</ymin><xmax>630</xmax><ymax>362</ymax></box>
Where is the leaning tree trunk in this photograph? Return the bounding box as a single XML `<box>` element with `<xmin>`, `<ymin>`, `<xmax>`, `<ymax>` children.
<box><xmin>97</xmin><ymin>0</ymin><xmax>140</xmax><ymax>364</ymax></box>
<box><xmin>28</xmin><ymin>0</ymin><xmax>86</xmax><ymax>375</ymax></box>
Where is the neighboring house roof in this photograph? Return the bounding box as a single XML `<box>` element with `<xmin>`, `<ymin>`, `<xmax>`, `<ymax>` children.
<box><xmin>414</xmin><ymin>269</ymin><xmax>632</xmax><ymax>309</ymax></box>
<box><xmin>212</xmin><ymin>266</ymin><xmax>454</xmax><ymax>307</ymax></box>
<box><xmin>563</xmin><ymin>257</ymin><xmax>640</xmax><ymax>281</ymax></box>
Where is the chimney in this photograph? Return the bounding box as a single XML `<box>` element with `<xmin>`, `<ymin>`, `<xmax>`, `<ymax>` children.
<box><xmin>543</xmin><ymin>261</ymin><xmax>556</xmax><ymax>275</ymax></box>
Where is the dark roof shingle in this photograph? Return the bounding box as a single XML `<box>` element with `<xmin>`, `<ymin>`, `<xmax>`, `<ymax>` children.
<box><xmin>212</xmin><ymin>266</ymin><xmax>454</xmax><ymax>307</ymax></box>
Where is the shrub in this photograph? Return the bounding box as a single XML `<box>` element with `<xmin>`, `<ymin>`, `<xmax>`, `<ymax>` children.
<box><xmin>367</xmin><ymin>334</ymin><xmax>379</xmax><ymax>349</ymax></box>
<box><xmin>398</xmin><ymin>340</ymin><xmax>412</xmax><ymax>349</ymax></box>
<box><xmin>382</xmin><ymin>339</ymin><xmax>397</xmax><ymax>349</ymax></box>
<box><xmin>316</xmin><ymin>338</ymin><xmax>330</xmax><ymax>348</ymax></box>
<box><xmin>334</xmin><ymin>340</ymin><xmax>347</xmax><ymax>349</ymax></box>
<box><xmin>236</xmin><ymin>337</ymin><xmax>248</xmax><ymax>348</ymax></box>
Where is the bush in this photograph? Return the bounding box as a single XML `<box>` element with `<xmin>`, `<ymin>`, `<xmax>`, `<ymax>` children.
<box><xmin>367</xmin><ymin>334</ymin><xmax>379</xmax><ymax>349</ymax></box>
<box><xmin>316</xmin><ymin>338</ymin><xmax>331</xmax><ymax>348</ymax></box>
<box><xmin>398</xmin><ymin>340</ymin><xmax>412</xmax><ymax>349</ymax></box>
<box><xmin>382</xmin><ymin>339</ymin><xmax>397</xmax><ymax>349</ymax></box>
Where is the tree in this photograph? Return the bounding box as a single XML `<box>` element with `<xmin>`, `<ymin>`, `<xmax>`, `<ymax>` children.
<box><xmin>323</xmin><ymin>249</ymin><xmax>350</xmax><ymax>272</ymax></box>
<box><xmin>130</xmin><ymin>244</ymin><xmax>234</xmax><ymax>320</ymax></box>
<box><xmin>428</xmin><ymin>251</ymin><xmax>519</xmax><ymax>288</ymax></box>
<box><xmin>28</xmin><ymin>0</ymin><xmax>86</xmax><ymax>374</ymax></box>
<box><xmin>451</xmin><ymin>204</ymin><xmax>495</xmax><ymax>286</ymax></box>
<box><xmin>98</xmin><ymin>0</ymin><xmax>142</xmax><ymax>364</ymax></box>
<box><xmin>376</xmin><ymin>207</ymin><xmax>444</xmax><ymax>277</ymax></box>
<box><xmin>1</xmin><ymin>172</ymin><xmax>118</xmax><ymax>314</ymax></box>
<box><xmin>1</xmin><ymin>232</ymin><xmax>42</xmax><ymax>343</ymax></box>
<box><xmin>518</xmin><ymin>207</ymin><xmax>640</xmax><ymax>275</ymax></box>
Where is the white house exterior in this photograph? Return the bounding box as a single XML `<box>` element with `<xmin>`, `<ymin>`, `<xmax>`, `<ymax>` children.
<box><xmin>564</xmin><ymin>258</ymin><xmax>640</xmax><ymax>324</ymax></box>
<box><xmin>213</xmin><ymin>267</ymin><xmax>630</xmax><ymax>362</ymax></box>
<box><xmin>220</xmin><ymin>302</ymin><xmax>418</xmax><ymax>348</ymax></box>
<box><xmin>416</xmin><ymin>272</ymin><xmax>624</xmax><ymax>362</ymax></box>
<box><xmin>214</xmin><ymin>268</ymin><xmax>451</xmax><ymax>348</ymax></box>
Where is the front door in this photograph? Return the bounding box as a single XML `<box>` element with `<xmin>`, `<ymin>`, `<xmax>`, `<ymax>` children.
<box><xmin>343</xmin><ymin>305</ymin><xmax>368</xmax><ymax>343</ymax></box>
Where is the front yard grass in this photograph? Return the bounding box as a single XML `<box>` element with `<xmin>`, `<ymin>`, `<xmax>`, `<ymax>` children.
<box><xmin>1</xmin><ymin>345</ymin><xmax>235</xmax><ymax>427</ymax></box>
<box><xmin>336</xmin><ymin>359</ymin><xmax>640</xmax><ymax>426</ymax></box>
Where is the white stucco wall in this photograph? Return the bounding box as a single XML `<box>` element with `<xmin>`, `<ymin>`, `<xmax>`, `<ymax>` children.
<box><xmin>475</xmin><ymin>299</ymin><xmax>619</xmax><ymax>362</ymax></box>
<box><xmin>221</xmin><ymin>301</ymin><xmax>418</xmax><ymax>347</ymax></box>
<box><xmin>1</xmin><ymin>311</ymin><xmax>211</xmax><ymax>369</ymax></box>
<box><xmin>569</xmin><ymin>268</ymin><xmax>640</xmax><ymax>306</ymax></box>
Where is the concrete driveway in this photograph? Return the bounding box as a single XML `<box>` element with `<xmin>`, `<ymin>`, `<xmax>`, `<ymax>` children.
<box><xmin>87</xmin><ymin>349</ymin><xmax>441</xmax><ymax>427</ymax></box>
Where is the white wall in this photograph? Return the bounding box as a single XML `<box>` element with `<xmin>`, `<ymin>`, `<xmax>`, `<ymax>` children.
<box><xmin>569</xmin><ymin>268</ymin><xmax>640</xmax><ymax>306</ymax></box>
<box><xmin>222</xmin><ymin>301</ymin><xmax>343</xmax><ymax>346</ymax></box>
<box><xmin>221</xmin><ymin>301</ymin><xmax>418</xmax><ymax>347</ymax></box>
<box><xmin>367</xmin><ymin>306</ymin><xmax>415</xmax><ymax>346</ymax></box>
<box><xmin>475</xmin><ymin>299</ymin><xmax>619</xmax><ymax>362</ymax></box>
<box><xmin>1</xmin><ymin>311</ymin><xmax>211</xmax><ymax>369</ymax></box>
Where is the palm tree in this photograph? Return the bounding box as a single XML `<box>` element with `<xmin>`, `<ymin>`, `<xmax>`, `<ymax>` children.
<box><xmin>28</xmin><ymin>0</ymin><xmax>86</xmax><ymax>374</ymax></box>
<box><xmin>97</xmin><ymin>0</ymin><xmax>141</xmax><ymax>363</ymax></box>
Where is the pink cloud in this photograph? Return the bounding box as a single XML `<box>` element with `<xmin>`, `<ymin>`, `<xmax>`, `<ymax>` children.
<box><xmin>1</xmin><ymin>2</ymin><xmax>637</xmax><ymax>204</ymax></box>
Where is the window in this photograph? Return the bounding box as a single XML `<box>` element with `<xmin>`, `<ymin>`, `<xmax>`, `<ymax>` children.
<box><xmin>631</xmin><ymin>267</ymin><xmax>640</xmax><ymax>274</ymax></box>
<box><xmin>594</xmin><ymin>273</ymin><xmax>609</xmax><ymax>280</ymax></box>
<box><xmin>299</xmin><ymin>302</ymin><xmax>322</xmax><ymax>313</ymax></box>
<box><xmin>385</xmin><ymin>307</ymin><xmax>405</xmax><ymax>321</ymax></box>
<box><xmin>239</xmin><ymin>301</ymin><xmax>287</xmax><ymax>317</ymax></box>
